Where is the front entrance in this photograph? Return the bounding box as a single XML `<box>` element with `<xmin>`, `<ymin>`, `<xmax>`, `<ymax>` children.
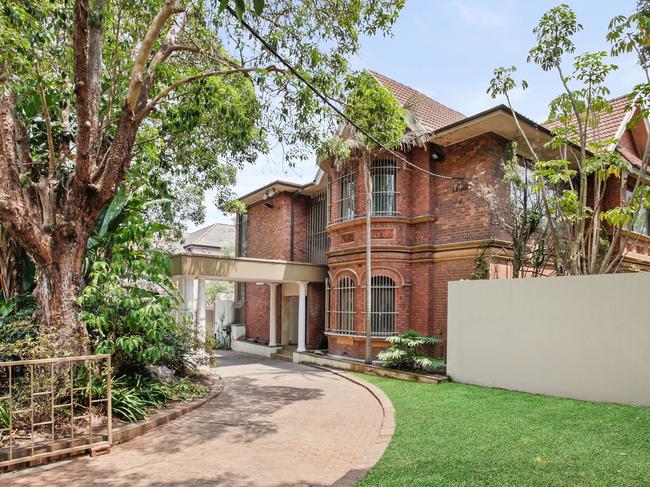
<box><xmin>281</xmin><ymin>296</ymin><xmax>299</xmax><ymax>345</ymax></box>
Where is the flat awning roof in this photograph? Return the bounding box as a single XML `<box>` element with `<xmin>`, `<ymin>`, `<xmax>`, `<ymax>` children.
<box><xmin>170</xmin><ymin>254</ymin><xmax>327</xmax><ymax>283</ymax></box>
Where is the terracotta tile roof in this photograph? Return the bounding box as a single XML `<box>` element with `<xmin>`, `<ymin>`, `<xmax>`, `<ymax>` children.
<box><xmin>368</xmin><ymin>71</ymin><xmax>465</xmax><ymax>132</ymax></box>
<box><xmin>545</xmin><ymin>95</ymin><xmax>632</xmax><ymax>145</ymax></box>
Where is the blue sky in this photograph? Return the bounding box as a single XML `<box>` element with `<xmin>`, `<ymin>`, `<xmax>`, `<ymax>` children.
<box><xmin>188</xmin><ymin>0</ymin><xmax>643</xmax><ymax>230</ymax></box>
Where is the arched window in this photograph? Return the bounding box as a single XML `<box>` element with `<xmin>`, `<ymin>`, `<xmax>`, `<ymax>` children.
<box><xmin>371</xmin><ymin>276</ymin><xmax>396</xmax><ymax>336</ymax></box>
<box><xmin>371</xmin><ymin>159</ymin><xmax>397</xmax><ymax>216</ymax></box>
<box><xmin>335</xmin><ymin>277</ymin><xmax>355</xmax><ymax>334</ymax></box>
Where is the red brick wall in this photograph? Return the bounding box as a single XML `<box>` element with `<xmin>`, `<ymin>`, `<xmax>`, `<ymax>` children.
<box><xmin>432</xmin><ymin>133</ymin><xmax>507</xmax><ymax>244</ymax></box>
<box><xmin>307</xmin><ymin>282</ymin><xmax>326</xmax><ymax>349</ymax></box>
<box><xmin>244</xmin><ymin>283</ymin><xmax>282</xmax><ymax>344</ymax></box>
<box><xmin>324</xmin><ymin>134</ymin><xmax>507</xmax><ymax>358</ymax></box>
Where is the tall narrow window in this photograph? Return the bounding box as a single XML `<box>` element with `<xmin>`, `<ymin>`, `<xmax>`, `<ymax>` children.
<box><xmin>307</xmin><ymin>191</ymin><xmax>329</xmax><ymax>263</ymax></box>
<box><xmin>370</xmin><ymin>276</ymin><xmax>396</xmax><ymax>336</ymax></box>
<box><xmin>333</xmin><ymin>277</ymin><xmax>355</xmax><ymax>334</ymax></box>
<box><xmin>371</xmin><ymin>159</ymin><xmax>397</xmax><ymax>216</ymax></box>
<box><xmin>236</xmin><ymin>213</ymin><xmax>248</xmax><ymax>257</ymax></box>
<box><xmin>338</xmin><ymin>168</ymin><xmax>356</xmax><ymax>221</ymax></box>
<box><xmin>627</xmin><ymin>189</ymin><xmax>650</xmax><ymax>236</ymax></box>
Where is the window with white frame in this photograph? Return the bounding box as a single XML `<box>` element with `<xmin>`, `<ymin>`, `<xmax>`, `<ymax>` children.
<box><xmin>370</xmin><ymin>276</ymin><xmax>396</xmax><ymax>336</ymax></box>
<box><xmin>371</xmin><ymin>158</ymin><xmax>398</xmax><ymax>216</ymax></box>
<box><xmin>337</xmin><ymin>168</ymin><xmax>357</xmax><ymax>221</ymax></box>
<box><xmin>627</xmin><ymin>189</ymin><xmax>650</xmax><ymax>236</ymax></box>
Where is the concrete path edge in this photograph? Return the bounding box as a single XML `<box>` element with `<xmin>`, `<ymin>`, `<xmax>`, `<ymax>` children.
<box><xmin>310</xmin><ymin>366</ymin><xmax>396</xmax><ymax>487</ymax></box>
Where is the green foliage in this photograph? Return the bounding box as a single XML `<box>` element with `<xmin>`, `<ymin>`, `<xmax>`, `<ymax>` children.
<box><xmin>78</xmin><ymin>190</ymin><xmax>186</xmax><ymax>375</ymax></box>
<box><xmin>377</xmin><ymin>330</ymin><xmax>443</xmax><ymax>371</ymax></box>
<box><xmin>111</xmin><ymin>375</ymin><xmax>209</xmax><ymax>422</ymax></box>
<box><xmin>487</xmin><ymin>4</ymin><xmax>650</xmax><ymax>275</ymax></box>
<box><xmin>0</xmin><ymin>400</ymin><xmax>8</xmax><ymax>430</ymax></box>
<box><xmin>1</xmin><ymin>0</ymin><xmax>406</xmax><ymax>229</ymax></box>
<box><xmin>343</xmin><ymin>71</ymin><xmax>407</xmax><ymax>151</ymax></box>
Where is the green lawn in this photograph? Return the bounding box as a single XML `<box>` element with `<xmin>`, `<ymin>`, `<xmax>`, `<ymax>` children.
<box><xmin>355</xmin><ymin>375</ymin><xmax>650</xmax><ymax>486</ymax></box>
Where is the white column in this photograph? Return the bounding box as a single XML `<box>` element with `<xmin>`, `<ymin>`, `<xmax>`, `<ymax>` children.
<box><xmin>196</xmin><ymin>278</ymin><xmax>206</xmax><ymax>345</ymax></box>
<box><xmin>183</xmin><ymin>277</ymin><xmax>196</xmax><ymax>319</ymax></box>
<box><xmin>297</xmin><ymin>281</ymin><xmax>307</xmax><ymax>352</ymax></box>
<box><xmin>269</xmin><ymin>283</ymin><xmax>278</xmax><ymax>347</ymax></box>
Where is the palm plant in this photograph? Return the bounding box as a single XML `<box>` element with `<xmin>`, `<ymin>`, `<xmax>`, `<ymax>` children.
<box><xmin>377</xmin><ymin>330</ymin><xmax>443</xmax><ymax>371</ymax></box>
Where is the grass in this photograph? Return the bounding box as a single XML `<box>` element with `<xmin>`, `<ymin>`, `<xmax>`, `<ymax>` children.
<box><xmin>355</xmin><ymin>375</ymin><xmax>650</xmax><ymax>486</ymax></box>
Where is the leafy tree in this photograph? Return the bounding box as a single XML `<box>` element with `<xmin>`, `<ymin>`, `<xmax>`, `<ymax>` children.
<box><xmin>0</xmin><ymin>0</ymin><xmax>405</xmax><ymax>354</ymax></box>
<box><xmin>488</xmin><ymin>5</ymin><xmax>650</xmax><ymax>275</ymax></box>
<box><xmin>325</xmin><ymin>71</ymin><xmax>407</xmax><ymax>363</ymax></box>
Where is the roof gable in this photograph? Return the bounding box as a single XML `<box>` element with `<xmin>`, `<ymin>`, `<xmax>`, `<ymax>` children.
<box><xmin>368</xmin><ymin>71</ymin><xmax>465</xmax><ymax>132</ymax></box>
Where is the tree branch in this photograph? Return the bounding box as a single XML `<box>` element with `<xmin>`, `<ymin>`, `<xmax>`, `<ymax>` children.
<box><xmin>73</xmin><ymin>0</ymin><xmax>92</xmax><ymax>183</ymax></box>
<box><xmin>125</xmin><ymin>0</ymin><xmax>181</xmax><ymax>111</ymax></box>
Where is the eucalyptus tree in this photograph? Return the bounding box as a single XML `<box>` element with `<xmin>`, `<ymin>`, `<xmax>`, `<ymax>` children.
<box><xmin>488</xmin><ymin>5</ymin><xmax>650</xmax><ymax>276</ymax></box>
<box><xmin>0</xmin><ymin>0</ymin><xmax>405</xmax><ymax>354</ymax></box>
<box><xmin>326</xmin><ymin>71</ymin><xmax>406</xmax><ymax>364</ymax></box>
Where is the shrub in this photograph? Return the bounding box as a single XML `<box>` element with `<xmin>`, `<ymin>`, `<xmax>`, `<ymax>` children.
<box><xmin>377</xmin><ymin>330</ymin><xmax>444</xmax><ymax>371</ymax></box>
<box><xmin>109</xmin><ymin>374</ymin><xmax>209</xmax><ymax>423</ymax></box>
<box><xmin>79</xmin><ymin>190</ymin><xmax>190</xmax><ymax>375</ymax></box>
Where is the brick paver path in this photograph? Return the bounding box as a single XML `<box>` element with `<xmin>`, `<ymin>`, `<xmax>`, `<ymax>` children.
<box><xmin>4</xmin><ymin>351</ymin><xmax>384</xmax><ymax>486</ymax></box>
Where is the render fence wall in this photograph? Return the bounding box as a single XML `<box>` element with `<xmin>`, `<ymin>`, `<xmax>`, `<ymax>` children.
<box><xmin>447</xmin><ymin>272</ymin><xmax>650</xmax><ymax>406</ymax></box>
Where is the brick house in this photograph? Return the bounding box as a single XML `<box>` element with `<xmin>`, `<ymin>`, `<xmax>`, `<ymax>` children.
<box><xmin>231</xmin><ymin>72</ymin><xmax>650</xmax><ymax>360</ymax></box>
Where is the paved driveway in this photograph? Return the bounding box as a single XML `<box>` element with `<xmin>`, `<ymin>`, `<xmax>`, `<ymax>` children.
<box><xmin>4</xmin><ymin>351</ymin><xmax>385</xmax><ymax>486</ymax></box>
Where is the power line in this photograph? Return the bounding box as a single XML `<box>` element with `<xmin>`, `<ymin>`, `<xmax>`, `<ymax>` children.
<box><xmin>226</xmin><ymin>7</ymin><xmax>464</xmax><ymax>182</ymax></box>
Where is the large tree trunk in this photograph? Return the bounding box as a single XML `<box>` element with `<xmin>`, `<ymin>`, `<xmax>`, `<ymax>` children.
<box><xmin>33</xmin><ymin>243</ymin><xmax>90</xmax><ymax>356</ymax></box>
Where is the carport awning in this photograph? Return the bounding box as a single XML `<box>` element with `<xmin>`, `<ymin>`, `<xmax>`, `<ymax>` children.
<box><xmin>170</xmin><ymin>253</ymin><xmax>327</xmax><ymax>283</ymax></box>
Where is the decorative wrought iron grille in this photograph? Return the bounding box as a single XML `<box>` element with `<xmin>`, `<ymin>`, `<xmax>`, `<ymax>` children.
<box><xmin>327</xmin><ymin>277</ymin><xmax>355</xmax><ymax>335</ymax></box>
<box><xmin>370</xmin><ymin>276</ymin><xmax>397</xmax><ymax>336</ymax></box>
<box><xmin>0</xmin><ymin>354</ymin><xmax>112</xmax><ymax>468</ymax></box>
<box><xmin>307</xmin><ymin>191</ymin><xmax>330</xmax><ymax>264</ymax></box>
<box><xmin>335</xmin><ymin>168</ymin><xmax>357</xmax><ymax>222</ymax></box>
<box><xmin>371</xmin><ymin>158</ymin><xmax>398</xmax><ymax>216</ymax></box>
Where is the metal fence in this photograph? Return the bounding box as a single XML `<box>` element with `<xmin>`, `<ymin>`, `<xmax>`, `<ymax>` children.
<box><xmin>0</xmin><ymin>354</ymin><xmax>112</xmax><ymax>468</ymax></box>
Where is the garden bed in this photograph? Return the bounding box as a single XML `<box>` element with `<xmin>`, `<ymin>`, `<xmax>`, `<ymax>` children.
<box><xmin>0</xmin><ymin>374</ymin><xmax>222</xmax><ymax>472</ymax></box>
<box><xmin>294</xmin><ymin>351</ymin><xmax>448</xmax><ymax>384</ymax></box>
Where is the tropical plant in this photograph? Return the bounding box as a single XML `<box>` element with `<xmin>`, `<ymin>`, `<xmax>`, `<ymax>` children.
<box><xmin>78</xmin><ymin>189</ymin><xmax>186</xmax><ymax>375</ymax></box>
<box><xmin>110</xmin><ymin>374</ymin><xmax>209</xmax><ymax>422</ymax></box>
<box><xmin>377</xmin><ymin>330</ymin><xmax>443</xmax><ymax>371</ymax></box>
<box><xmin>0</xmin><ymin>0</ymin><xmax>405</xmax><ymax>355</ymax></box>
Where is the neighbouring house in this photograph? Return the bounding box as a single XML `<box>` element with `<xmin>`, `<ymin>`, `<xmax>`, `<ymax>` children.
<box><xmin>172</xmin><ymin>71</ymin><xmax>650</xmax><ymax>360</ymax></box>
<box><xmin>179</xmin><ymin>222</ymin><xmax>236</xmax><ymax>256</ymax></box>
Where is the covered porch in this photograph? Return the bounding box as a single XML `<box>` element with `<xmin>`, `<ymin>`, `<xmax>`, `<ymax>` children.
<box><xmin>170</xmin><ymin>253</ymin><xmax>327</xmax><ymax>355</ymax></box>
